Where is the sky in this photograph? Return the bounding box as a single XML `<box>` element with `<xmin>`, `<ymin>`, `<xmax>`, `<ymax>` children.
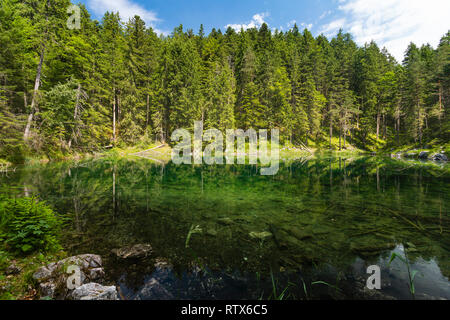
<box><xmin>77</xmin><ymin>0</ymin><xmax>450</xmax><ymax>62</ymax></box>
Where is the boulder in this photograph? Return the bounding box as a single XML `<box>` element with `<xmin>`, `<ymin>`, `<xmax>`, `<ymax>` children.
<box><xmin>112</xmin><ymin>244</ymin><xmax>153</xmax><ymax>259</ymax></box>
<box><xmin>39</xmin><ymin>282</ymin><xmax>56</xmax><ymax>298</ymax></box>
<box><xmin>32</xmin><ymin>254</ymin><xmax>105</xmax><ymax>299</ymax></box>
<box><xmin>430</xmin><ymin>153</ymin><xmax>448</xmax><ymax>161</ymax></box>
<box><xmin>71</xmin><ymin>283</ymin><xmax>118</xmax><ymax>300</ymax></box>
<box><xmin>418</xmin><ymin>151</ymin><xmax>429</xmax><ymax>159</ymax></box>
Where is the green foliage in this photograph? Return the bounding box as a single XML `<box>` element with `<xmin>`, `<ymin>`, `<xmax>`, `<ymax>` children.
<box><xmin>0</xmin><ymin>0</ymin><xmax>449</xmax><ymax>155</ymax></box>
<box><xmin>388</xmin><ymin>248</ymin><xmax>422</xmax><ymax>298</ymax></box>
<box><xmin>0</xmin><ymin>197</ymin><xmax>62</xmax><ymax>254</ymax></box>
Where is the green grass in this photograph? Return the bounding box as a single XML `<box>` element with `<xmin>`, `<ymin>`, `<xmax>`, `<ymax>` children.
<box><xmin>0</xmin><ymin>250</ymin><xmax>66</xmax><ymax>300</ymax></box>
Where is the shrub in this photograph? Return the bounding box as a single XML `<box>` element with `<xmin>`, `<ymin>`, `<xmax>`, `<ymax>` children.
<box><xmin>0</xmin><ymin>197</ymin><xmax>62</xmax><ymax>254</ymax></box>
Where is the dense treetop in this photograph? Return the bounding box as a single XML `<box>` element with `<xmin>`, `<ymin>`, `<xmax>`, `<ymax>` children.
<box><xmin>0</xmin><ymin>0</ymin><xmax>448</xmax><ymax>161</ymax></box>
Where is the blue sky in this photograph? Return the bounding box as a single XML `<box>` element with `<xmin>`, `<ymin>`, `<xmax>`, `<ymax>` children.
<box><xmin>78</xmin><ymin>0</ymin><xmax>450</xmax><ymax>61</ymax></box>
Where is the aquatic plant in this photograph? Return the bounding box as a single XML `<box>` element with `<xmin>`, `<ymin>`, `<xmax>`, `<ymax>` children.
<box><xmin>269</xmin><ymin>269</ymin><xmax>291</xmax><ymax>300</ymax></box>
<box><xmin>388</xmin><ymin>246</ymin><xmax>421</xmax><ymax>298</ymax></box>
<box><xmin>185</xmin><ymin>224</ymin><xmax>202</xmax><ymax>248</ymax></box>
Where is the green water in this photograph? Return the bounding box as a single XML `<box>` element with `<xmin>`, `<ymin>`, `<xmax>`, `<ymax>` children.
<box><xmin>1</xmin><ymin>156</ymin><xmax>449</xmax><ymax>299</ymax></box>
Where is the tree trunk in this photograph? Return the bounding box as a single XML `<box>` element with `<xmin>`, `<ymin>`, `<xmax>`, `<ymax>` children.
<box><xmin>417</xmin><ymin>99</ymin><xmax>422</xmax><ymax>147</ymax></box>
<box><xmin>396</xmin><ymin>116</ymin><xmax>400</xmax><ymax>146</ymax></box>
<box><xmin>24</xmin><ymin>0</ymin><xmax>49</xmax><ymax>140</ymax></box>
<box><xmin>376</xmin><ymin>111</ymin><xmax>380</xmax><ymax>140</ymax></box>
<box><xmin>438</xmin><ymin>81</ymin><xmax>443</xmax><ymax>136</ymax></box>
<box><xmin>24</xmin><ymin>46</ymin><xmax>45</xmax><ymax>140</ymax></box>
<box><xmin>146</xmin><ymin>93</ymin><xmax>150</xmax><ymax>127</ymax></box>
<box><xmin>69</xmin><ymin>83</ymin><xmax>81</xmax><ymax>149</ymax></box>
<box><xmin>117</xmin><ymin>93</ymin><xmax>120</xmax><ymax>127</ymax></box>
<box><xmin>113</xmin><ymin>87</ymin><xmax>116</xmax><ymax>145</ymax></box>
<box><xmin>329</xmin><ymin>115</ymin><xmax>333</xmax><ymax>150</ymax></box>
<box><xmin>343</xmin><ymin>120</ymin><xmax>346</xmax><ymax>149</ymax></box>
<box><xmin>23</xmin><ymin>91</ymin><xmax>27</xmax><ymax>111</ymax></box>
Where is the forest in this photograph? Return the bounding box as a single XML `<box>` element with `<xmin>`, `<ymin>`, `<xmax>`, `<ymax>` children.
<box><xmin>0</xmin><ymin>0</ymin><xmax>449</xmax><ymax>163</ymax></box>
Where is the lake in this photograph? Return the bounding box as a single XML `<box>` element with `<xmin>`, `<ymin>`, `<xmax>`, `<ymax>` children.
<box><xmin>1</xmin><ymin>156</ymin><xmax>449</xmax><ymax>299</ymax></box>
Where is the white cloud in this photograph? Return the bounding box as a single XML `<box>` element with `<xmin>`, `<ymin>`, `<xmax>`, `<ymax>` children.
<box><xmin>319</xmin><ymin>18</ymin><xmax>346</xmax><ymax>36</ymax></box>
<box><xmin>300</xmin><ymin>22</ymin><xmax>313</xmax><ymax>30</ymax></box>
<box><xmin>225</xmin><ymin>13</ymin><xmax>269</xmax><ymax>31</ymax></box>
<box><xmin>319</xmin><ymin>10</ymin><xmax>332</xmax><ymax>20</ymax></box>
<box><xmin>287</xmin><ymin>19</ymin><xmax>297</xmax><ymax>28</ymax></box>
<box><xmin>87</xmin><ymin>0</ymin><xmax>167</xmax><ymax>35</ymax></box>
<box><xmin>319</xmin><ymin>0</ymin><xmax>450</xmax><ymax>61</ymax></box>
<box><xmin>286</xmin><ymin>20</ymin><xmax>313</xmax><ymax>30</ymax></box>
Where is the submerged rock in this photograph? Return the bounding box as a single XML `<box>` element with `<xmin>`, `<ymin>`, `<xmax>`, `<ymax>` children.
<box><xmin>249</xmin><ymin>231</ymin><xmax>272</xmax><ymax>240</ymax></box>
<box><xmin>112</xmin><ymin>244</ymin><xmax>153</xmax><ymax>259</ymax></box>
<box><xmin>350</xmin><ymin>242</ymin><xmax>396</xmax><ymax>257</ymax></box>
<box><xmin>32</xmin><ymin>254</ymin><xmax>105</xmax><ymax>299</ymax></box>
<box><xmin>282</xmin><ymin>226</ymin><xmax>312</xmax><ymax>240</ymax></box>
<box><xmin>71</xmin><ymin>283</ymin><xmax>118</xmax><ymax>300</ymax></box>
<box><xmin>133</xmin><ymin>278</ymin><xmax>174</xmax><ymax>300</ymax></box>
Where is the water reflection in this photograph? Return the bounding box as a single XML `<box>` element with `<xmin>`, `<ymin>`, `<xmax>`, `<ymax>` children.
<box><xmin>0</xmin><ymin>156</ymin><xmax>449</xmax><ymax>299</ymax></box>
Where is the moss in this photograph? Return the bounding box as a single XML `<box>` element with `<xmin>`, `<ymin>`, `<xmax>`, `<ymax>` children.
<box><xmin>0</xmin><ymin>250</ymin><xmax>66</xmax><ymax>300</ymax></box>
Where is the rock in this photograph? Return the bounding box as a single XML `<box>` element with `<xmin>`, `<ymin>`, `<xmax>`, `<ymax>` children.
<box><xmin>154</xmin><ymin>258</ymin><xmax>172</xmax><ymax>270</ymax></box>
<box><xmin>430</xmin><ymin>153</ymin><xmax>448</xmax><ymax>161</ymax></box>
<box><xmin>39</xmin><ymin>282</ymin><xmax>56</xmax><ymax>298</ymax></box>
<box><xmin>112</xmin><ymin>244</ymin><xmax>153</xmax><ymax>259</ymax></box>
<box><xmin>133</xmin><ymin>278</ymin><xmax>174</xmax><ymax>300</ymax></box>
<box><xmin>89</xmin><ymin>268</ymin><xmax>105</xmax><ymax>281</ymax></box>
<box><xmin>5</xmin><ymin>262</ymin><xmax>21</xmax><ymax>275</ymax></box>
<box><xmin>32</xmin><ymin>266</ymin><xmax>53</xmax><ymax>281</ymax></box>
<box><xmin>282</xmin><ymin>226</ymin><xmax>312</xmax><ymax>240</ymax></box>
<box><xmin>352</xmin><ymin>275</ymin><xmax>396</xmax><ymax>300</ymax></box>
<box><xmin>418</xmin><ymin>151</ymin><xmax>429</xmax><ymax>159</ymax></box>
<box><xmin>350</xmin><ymin>242</ymin><xmax>396</xmax><ymax>257</ymax></box>
<box><xmin>32</xmin><ymin>254</ymin><xmax>105</xmax><ymax>299</ymax></box>
<box><xmin>71</xmin><ymin>283</ymin><xmax>118</xmax><ymax>300</ymax></box>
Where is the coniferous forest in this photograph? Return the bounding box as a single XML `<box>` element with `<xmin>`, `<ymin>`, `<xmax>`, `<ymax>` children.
<box><xmin>0</xmin><ymin>0</ymin><xmax>449</xmax><ymax>162</ymax></box>
<box><xmin>1</xmin><ymin>0</ymin><xmax>450</xmax><ymax>302</ymax></box>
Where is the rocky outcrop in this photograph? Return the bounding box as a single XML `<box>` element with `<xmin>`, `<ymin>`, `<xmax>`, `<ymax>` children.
<box><xmin>32</xmin><ymin>254</ymin><xmax>112</xmax><ymax>300</ymax></box>
<box><xmin>71</xmin><ymin>283</ymin><xmax>118</xmax><ymax>300</ymax></box>
<box><xmin>392</xmin><ymin>150</ymin><xmax>448</xmax><ymax>162</ymax></box>
<box><xmin>430</xmin><ymin>153</ymin><xmax>448</xmax><ymax>161</ymax></box>
<box><xmin>112</xmin><ymin>244</ymin><xmax>153</xmax><ymax>260</ymax></box>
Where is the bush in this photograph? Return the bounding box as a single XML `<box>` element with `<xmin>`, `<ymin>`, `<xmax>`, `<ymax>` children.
<box><xmin>0</xmin><ymin>143</ymin><xmax>27</xmax><ymax>164</ymax></box>
<box><xmin>0</xmin><ymin>197</ymin><xmax>62</xmax><ymax>254</ymax></box>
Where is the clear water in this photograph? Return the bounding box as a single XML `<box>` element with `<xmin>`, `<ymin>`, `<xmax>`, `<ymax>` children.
<box><xmin>1</xmin><ymin>156</ymin><xmax>449</xmax><ymax>299</ymax></box>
